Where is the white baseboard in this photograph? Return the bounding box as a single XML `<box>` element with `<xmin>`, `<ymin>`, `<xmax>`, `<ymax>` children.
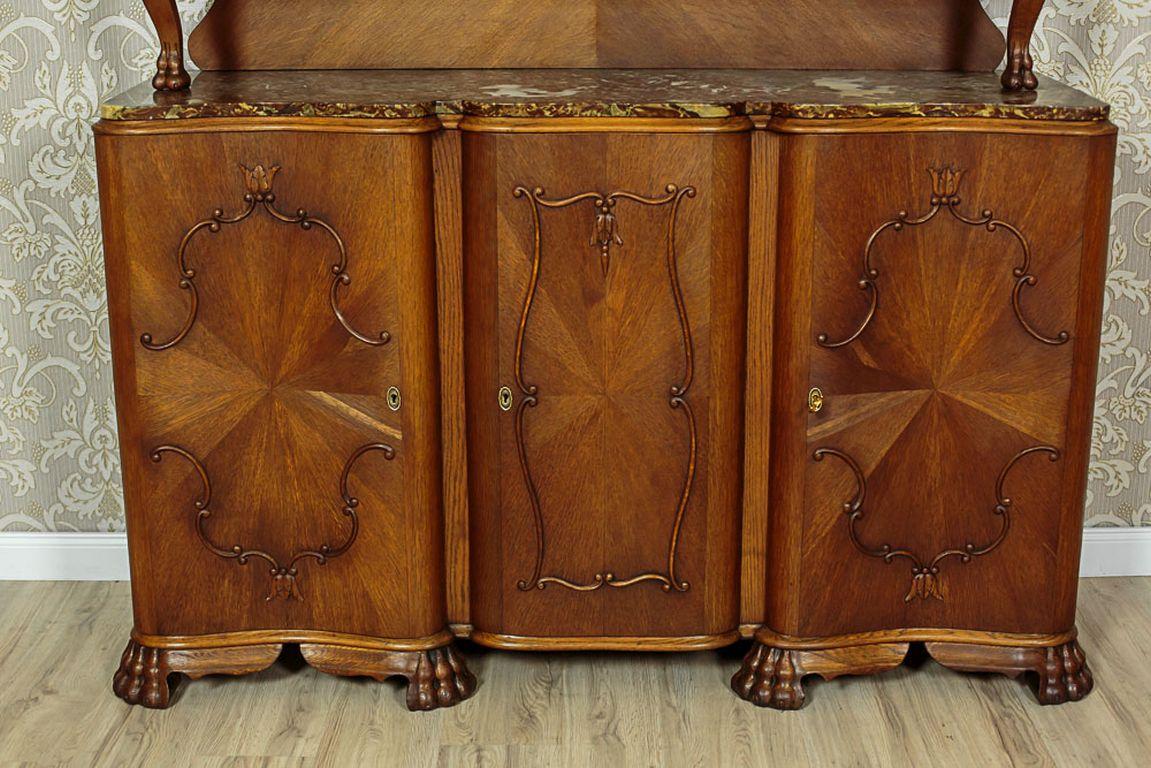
<box><xmin>1079</xmin><ymin>527</ymin><xmax>1151</xmax><ymax>577</ymax></box>
<box><xmin>0</xmin><ymin>528</ymin><xmax>1148</xmax><ymax>581</ymax></box>
<box><xmin>0</xmin><ymin>533</ymin><xmax>129</xmax><ymax>580</ymax></box>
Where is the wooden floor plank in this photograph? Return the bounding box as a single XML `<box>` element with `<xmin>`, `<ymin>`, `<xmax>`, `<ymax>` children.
<box><xmin>0</xmin><ymin>579</ymin><xmax>1147</xmax><ymax>767</ymax></box>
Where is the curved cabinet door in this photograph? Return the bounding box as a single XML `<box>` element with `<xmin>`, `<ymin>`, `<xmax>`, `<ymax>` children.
<box><xmin>766</xmin><ymin>128</ymin><xmax>1115</xmax><ymax>638</ymax></box>
<box><xmin>97</xmin><ymin>129</ymin><xmax>444</xmax><ymax>641</ymax></box>
<box><xmin>463</xmin><ymin>131</ymin><xmax>748</xmax><ymax>642</ymax></box>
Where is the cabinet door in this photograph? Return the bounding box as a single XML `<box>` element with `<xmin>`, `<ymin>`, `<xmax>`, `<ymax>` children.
<box><xmin>768</xmin><ymin>130</ymin><xmax>1113</xmax><ymax>637</ymax></box>
<box><xmin>98</xmin><ymin>129</ymin><xmax>443</xmax><ymax>640</ymax></box>
<box><xmin>464</xmin><ymin>131</ymin><xmax>748</xmax><ymax>640</ymax></box>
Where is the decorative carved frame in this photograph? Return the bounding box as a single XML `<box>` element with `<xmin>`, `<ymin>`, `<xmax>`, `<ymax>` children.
<box><xmin>150</xmin><ymin>442</ymin><xmax>396</xmax><ymax>601</ymax></box>
<box><xmin>815</xmin><ymin>166</ymin><xmax>1070</xmax><ymax>350</ymax></box>
<box><xmin>812</xmin><ymin>445</ymin><xmax>1060</xmax><ymax>602</ymax></box>
<box><xmin>510</xmin><ymin>184</ymin><xmax>697</xmax><ymax>593</ymax></box>
<box><xmin>140</xmin><ymin>164</ymin><xmax>391</xmax><ymax>351</ymax></box>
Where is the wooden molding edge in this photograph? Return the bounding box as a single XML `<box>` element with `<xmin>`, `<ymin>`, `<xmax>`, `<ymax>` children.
<box><xmin>131</xmin><ymin>627</ymin><xmax>456</xmax><ymax>652</ymax></box>
<box><xmin>457</xmin><ymin>115</ymin><xmax>754</xmax><ymax>134</ymax></box>
<box><xmin>765</xmin><ymin>115</ymin><xmax>1117</xmax><ymax>137</ymax></box>
<box><xmin>470</xmin><ymin>630</ymin><xmax>741</xmax><ymax>652</ymax></box>
<box><xmin>93</xmin><ymin>116</ymin><xmax>443</xmax><ymax>136</ymax></box>
<box><xmin>752</xmin><ymin>625</ymin><xmax>1078</xmax><ymax>650</ymax></box>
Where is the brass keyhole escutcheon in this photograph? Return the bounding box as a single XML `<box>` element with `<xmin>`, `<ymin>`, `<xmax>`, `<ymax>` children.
<box><xmin>387</xmin><ymin>386</ymin><xmax>401</xmax><ymax>411</ymax></box>
<box><xmin>498</xmin><ymin>386</ymin><xmax>514</xmax><ymax>412</ymax></box>
<box><xmin>808</xmin><ymin>387</ymin><xmax>824</xmax><ymax>414</ymax></box>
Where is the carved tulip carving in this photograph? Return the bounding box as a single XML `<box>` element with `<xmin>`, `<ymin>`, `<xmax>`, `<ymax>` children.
<box><xmin>241</xmin><ymin>164</ymin><xmax>281</xmax><ymax>198</ymax></box>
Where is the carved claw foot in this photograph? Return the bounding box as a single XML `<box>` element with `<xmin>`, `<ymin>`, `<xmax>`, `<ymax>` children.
<box><xmin>406</xmin><ymin>645</ymin><xmax>478</xmax><ymax>711</ymax></box>
<box><xmin>733</xmin><ymin>636</ymin><xmax>909</xmax><ymax>710</ymax></box>
<box><xmin>1001</xmin><ymin>50</ymin><xmax>1038</xmax><ymax>92</ymax></box>
<box><xmin>926</xmin><ymin>635</ymin><xmax>1095</xmax><ymax>706</ymax></box>
<box><xmin>299</xmin><ymin>641</ymin><xmax>477</xmax><ymax>711</ymax></box>
<box><xmin>113</xmin><ymin>639</ymin><xmax>173</xmax><ymax>709</ymax></box>
<box><xmin>732</xmin><ymin>643</ymin><xmax>806</xmax><ymax>709</ymax></box>
<box><xmin>113</xmin><ymin>634</ymin><xmax>281</xmax><ymax>708</ymax></box>
<box><xmin>153</xmin><ymin>43</ymin><xmax>191</xmax><ymax>91</ymax></box>
<box><xmin>1037</xmin><ymin>640</ymin><xmax>1094</xmax><ymax>705</ymax></box>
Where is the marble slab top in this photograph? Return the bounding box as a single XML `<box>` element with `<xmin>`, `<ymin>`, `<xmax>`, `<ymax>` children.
<box><xmin>100</xmin><ymin>69</ymin><xmax>1109</xmax><ymax>122</ymax></box>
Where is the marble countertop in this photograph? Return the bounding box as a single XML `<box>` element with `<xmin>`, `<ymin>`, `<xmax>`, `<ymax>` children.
<box><xmin>100</xmin><ymin>70</ymin><xmax>1109</xmax><ymax>122</ymax></box>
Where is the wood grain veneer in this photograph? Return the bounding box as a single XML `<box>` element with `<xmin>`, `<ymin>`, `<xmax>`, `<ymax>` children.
<box><xmin>761</xmin><ymin>126</ymin><xmax>1116</xmax><ymax>639</ymax></box>
<box><xmin>462</xmin><ymin>127</ymin><xmax>749</xmax><ymax>643</ymax></box>
<box><xmin>734</xmin><ymin>119</ymin><xmax>1116</xmax><ymax>709</ymax></box>
<box><xmin>99</xmin><ymin>2</ymin><xmax>1115</xmax><ymax>706</ymax></box>
<box><xmin>97</xmin><ymin>126</ymin><xmax>473</xmax><ymax>710</ymax></box>
<box><xmin>186</xmin><ymin>1</ymin><xmax>1004</xmax><ymax>73</ymax></box>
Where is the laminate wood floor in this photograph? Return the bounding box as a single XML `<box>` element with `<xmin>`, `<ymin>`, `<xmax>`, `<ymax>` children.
<box><xmin>0</xmin><ymin>579</ymin><xmax>1147</xmax><ymax>767</ymax></box>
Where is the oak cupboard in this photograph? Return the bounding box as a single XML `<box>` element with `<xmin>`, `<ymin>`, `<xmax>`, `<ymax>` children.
<box><xmin>95</xmin><ymin>0</ymin><xmax>1112</xmax><ymax>710</ymax></box>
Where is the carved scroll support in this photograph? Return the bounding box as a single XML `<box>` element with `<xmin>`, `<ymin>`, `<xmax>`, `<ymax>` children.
<box><xmin>1002</xmin><ymin>0</ymin><xmax>1046</xmax><ymax>91</ymax></box>
<box><xmin>301</xmin><ymin>643</ymin><xmax>477</xmax><ymax>711</ymax></box>
<box><xmin>113</xmin><ymin>638</ymin><xmax>282</xmax><ymax>709</ymax></box>
<box><xmin>143</xmin><ymin>0</ymin><xmax>190</xmax><ymax>91</ymax></box>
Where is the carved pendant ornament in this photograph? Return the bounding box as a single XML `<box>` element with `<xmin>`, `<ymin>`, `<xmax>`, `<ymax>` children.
<box><xmin>813</xmin><ymin>445</ymin><xmax>1060</xmax><ymax>602</ymax></box>
<box><xmin>816</xmin><ymin>166</ymin><xmax>1070</xmax><ymax>349</ymax></box>
<box><xmin>140</xmin><ymin>164</ymin><xmax>391</xmax><ymax>351</ymax></box>
<box><xmin>511</xmin><ymin>184</ymin><xmax>697</xmax><ymax>593</ymax></box>
<box><xmin>150</xmin><ymin>442</ymin><xmax>395</xmax><ymax>601</ymax></box>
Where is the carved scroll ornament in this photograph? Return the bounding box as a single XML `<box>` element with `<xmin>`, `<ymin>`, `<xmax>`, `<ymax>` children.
<box><xmin>151</xmin><ymin>442</ymin><xmax>395</xmax><ymax>601</ymax></box>
<box><xmin>141</xmin><ymin>164</ymin><xmax>390</xmax><ymax>352</ymax></box>
<box><xmin>511</xmin><ymin>184</ymin><xmax>697</xmax><ymax>593</ymax></box>
<box><xmin>813</xmin><ymin>445</ymin><xmax>1060</xmax><ymax>602</ymax></box>
<box><xmin>817</xmin><ymin>166</ymin><xmax>1069</xmax><ymax>350</ymax></box>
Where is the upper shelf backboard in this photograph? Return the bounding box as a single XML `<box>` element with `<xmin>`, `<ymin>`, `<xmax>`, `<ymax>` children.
<box><xmin>186</xmin><ymin>0</ymin><xmax>1006</xmax><ymax>72</ymax></box>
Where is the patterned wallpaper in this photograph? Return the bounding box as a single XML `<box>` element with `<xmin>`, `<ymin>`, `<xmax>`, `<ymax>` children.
<box><xmin>0</xmin><ymin>1</ymin><xmax>1148</xmax><ymax>531</ymax></box>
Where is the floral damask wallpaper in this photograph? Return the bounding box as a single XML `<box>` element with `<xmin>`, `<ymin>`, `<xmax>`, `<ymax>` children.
<box><xmin>0</xmin><ymin>1</ymin><xmax>1149</xmax><ymax>531</ymax></box>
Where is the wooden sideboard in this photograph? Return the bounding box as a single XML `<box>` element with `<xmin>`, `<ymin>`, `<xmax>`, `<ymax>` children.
<box><xmin>97</xmin><ymin>1</ymin><xmax>1113</xmax><ymax>711</ymax></box>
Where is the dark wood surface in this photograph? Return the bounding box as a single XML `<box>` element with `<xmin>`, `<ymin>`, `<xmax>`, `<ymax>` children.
<box><xmin>113</xmin><ymin>637</ymin><xmax>476</xmax><ymax>711</ymax></box>
<box><xmin>762</xmin><ymin>124</ymin><xmax>1117</xmax><ymax>639</ymax></box>
<box><xmin>462</xmin><ymin>128</ymin><xmax>748</xmax><ymax>641</ymax></box>
<box><xmin>102</xmin><ymin>70</ymin><xmax>1109</xmax><ymax>123</ymax></box>
<box><xmin>96</xmin><ymin>50</ymin><xmax>1114</xmax><ymax>708</ymax></box>
<box><xmin>1004</xmin><ymin>0</ymin><xmax>1047</xmax><ymax>91</ymax></box>
<box><xmin>185</xmin><ymin>0</ymin><xmax>1004</xmax><ymax>72</ymax></box>
<box><xmin>140</xmin><ymin>0</ymin><xmax>188</xmax><ymax>90</ymax></box>
<box><xmin>96</xmin><ymin>124</ymin><xmax>475</xmax><ymax>709</ymax></box>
